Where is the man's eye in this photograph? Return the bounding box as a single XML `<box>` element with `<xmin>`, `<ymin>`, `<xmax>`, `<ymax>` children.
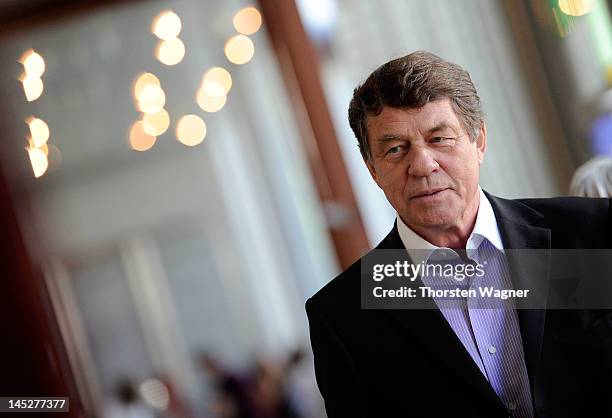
<box><xmin>431</xmin><ymin>137</ymin><xmax>456</xmax><ymax>145</ymax></box>
<box><xmin>387</xmin><ymin>146</ymin><xmax>401</xmax><ymax>154</ymax></box>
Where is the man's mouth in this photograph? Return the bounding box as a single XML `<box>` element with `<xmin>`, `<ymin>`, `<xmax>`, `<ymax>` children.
<box><xmin>410</xmin><ymin>188</ymin><xmax>449</xmax><ymax>200</ymax></box>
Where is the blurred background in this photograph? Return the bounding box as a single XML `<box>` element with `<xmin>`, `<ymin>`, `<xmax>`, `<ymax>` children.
<box><xmin>0</xmin><ymin>0</ymin><xmax>610</xmax><ymax>417</ymax></box>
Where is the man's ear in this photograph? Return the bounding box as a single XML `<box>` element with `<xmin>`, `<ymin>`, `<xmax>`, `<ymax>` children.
<box><xmin>476</xmin><ymin>121</ymin><xmax>487</xmax><ymax>164</ymax></box>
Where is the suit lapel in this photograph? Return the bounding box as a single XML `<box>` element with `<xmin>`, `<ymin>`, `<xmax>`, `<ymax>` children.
<box><xmin>485</xmin><ymin>192</ymin><xmax>551</xmax><ymax>392</ymax></box>
<box><xmin>376</xmin><ymin>192</ymin><xmax>552</xmax><ymax>408</ymax></box>
<box><xmin>376</xmin><ymin>224</ymin><xmax>509</xmax><ymax>412</ymax></box>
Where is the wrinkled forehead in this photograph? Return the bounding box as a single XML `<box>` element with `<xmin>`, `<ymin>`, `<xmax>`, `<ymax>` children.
<box><xmin>366</xmin><ymin>99</ymin><xmax>463</xmax><ymax>139</ymax></box>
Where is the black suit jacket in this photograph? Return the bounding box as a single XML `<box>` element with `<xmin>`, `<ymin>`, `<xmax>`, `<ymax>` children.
<box><xmin>306</xmin><ymin>193</ymin><xmax>612</xmax><ymax>417</ymax></box>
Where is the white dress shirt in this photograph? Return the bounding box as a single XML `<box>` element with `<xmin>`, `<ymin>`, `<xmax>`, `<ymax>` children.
<box><xmin>396</xmin><ymin>186</ymin><xmax>504</xmax><ymax>264</ymax></box>
<box><xmin>395</xmin><ymin>186</ymin><xmax>534</xmax><ymax>418</ymax></box>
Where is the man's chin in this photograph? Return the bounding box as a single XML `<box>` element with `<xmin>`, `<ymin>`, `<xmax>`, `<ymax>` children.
<box><xmin>402</xmin><ymin>212</ymin><xmax>456</xmax><ymax>230</ymax></box>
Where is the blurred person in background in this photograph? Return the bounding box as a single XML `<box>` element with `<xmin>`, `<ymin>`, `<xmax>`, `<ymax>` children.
<box><xmin>104</xmin><ymin>378</ymin><xmax>156</xmax><ymax>418</ymax></box>
<box><xmin>283</xmin><ymin>349</ymin><xmax>325</xmax><ymax>418</ymax></box>
<box><xmin>198</xmin><ymin>352</ymin><xmax>256</xmax><ymax>418</ymax></box>
<box><xmin>250</xmin><ymin>358</ymin><xmax>299</xmax><ymax>418</ymax></box>
<box><xmin>569</xmin><ymin>156</ymin><xmax>612</xmax><ymax>197</ymax></box>
<box><xmin>198</xmin><ymin>351</ymin><xmax>314</xmax><ymax>418</ymax></box>
<box><xmin>306</xmin><ymin>51</ymin><xmax>612</xmax><ymax>417</ymax></box>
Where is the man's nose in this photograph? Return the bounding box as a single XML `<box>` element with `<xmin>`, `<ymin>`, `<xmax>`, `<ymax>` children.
<box><xmin>407</xmin><ymin>147</ymin><xmax>439</xmax><ymax>177</ymax></box>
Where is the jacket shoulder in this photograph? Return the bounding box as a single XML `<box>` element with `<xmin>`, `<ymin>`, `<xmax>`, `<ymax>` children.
<box><xmin>307</xmin><ymin>226</ymin><xmax>401</xmax><ymax>312</ymax></box>
<box><xmin>306</xmin><ymin>257</ymin><xmax>361</xmax><ymax>314</ymax></box>
<box><xmin>516</xmin><ymin>196</ymin><xmax>611</xmax><ymax>247</ymax></box>
<box><xmin>517</xmin><ymin>196</ymin><xmax>610</xmax><ymax>226</ymax></box>
<box><xmin>517</xmin><ymin>196</ymin><xmax>610</xmax><ymax>216</ymax></box>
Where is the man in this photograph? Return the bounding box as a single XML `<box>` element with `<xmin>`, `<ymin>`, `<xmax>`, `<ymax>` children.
<box><xmin>306</xmin><ymin>51</ymin><xmax>612</xmax><ymax>417</ymax></box>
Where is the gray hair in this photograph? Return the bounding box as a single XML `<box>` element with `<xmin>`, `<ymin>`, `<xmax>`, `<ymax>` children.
<box><xmin>348</xmin><ymin>51</ymin><xmax>484</xmax><ymax>162</ymax></box>
<box><xmin>569</xmin><ymin>156</ymin><xmax>612</xmax><ymax>197</ymax></box>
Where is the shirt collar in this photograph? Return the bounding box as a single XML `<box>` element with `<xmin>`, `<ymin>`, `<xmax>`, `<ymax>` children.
<box><xmin>396</xmin><ymin>186</ymin><xmax>504</xmax><ymax>265</ymax></box>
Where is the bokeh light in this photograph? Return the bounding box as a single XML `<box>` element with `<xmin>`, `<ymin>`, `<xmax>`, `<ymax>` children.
<box><xmin>152</xmin><ymin>10</ymin><xmax>182</xmax><ymax>40</ymax></box>
<box><xmin>27</xmin><ymin>147</ymin><xmax>48</xmax><ymax>178</ymax></box>
<box><xmin>232</xmin><ymin>7</ymin><xmax>262</xmax><ymax>35</ymax></box>
<box><xmin>21</xmin><ymin>74</ymin><xmax>44</xmax><ymax>101</ymax></box>
<box><xmin>201</xmin><ymin>81</ymin><xmax>226</xmax><ymax>98</ymax></box>
<box><xmin>224</xmin><ymin>35</ymin><xmax>255</xmax><ymax>65</ymax></box>
<box><xmin>558</xmin><ymin>0</ymin><xmax>594</xmax><ymax>16</ymax></box>
<box><xmin>137</xmin><ymin>84</ymin><xmax>166</xmax><ymax>114</ymax></box>
<box><xmin>176</xmin><ymin>114</ymin><xmax>206</xmax><ymax>146</ymax></box>
<box><xmin>139</xmin><ymin>379</ymin><xmax>170</xmax><ymax>410</ymax></box>
<box><xmin>20</xmin><ymin>50</ymin><xmax>46</xmax><ymax>77</ymax></box>
<box><xmin>142</xmin><ymin>108</ymin><xmax>170</xmax><ymax>136</ymax></box>
<box><xmin>196</xmin><ymin>88</ymin><xmax>227</xmax><ymax>113</ymax></box>
<box><xmin>27</xmin><ymin>117</ymin><xmax>50</xmax><ymax>147</ymax></box>
<box><xmin>133</xmin><ymin>73</ymin><xmax>161</xmax><ymax>100</ymax></box>
<box><xmin>28</xmin><ymin>140</ymin><xmax>49</xmax><ymax>156</ymax></box>
<box><xmin>202</xmin><ymin>67</ymin><xmax>232</xmax><ymax>94</ymax></box>
<box><xmin>156</xmin><ymin>38</ymin><xmax>185</xmax><ymax>66</ymax></box>
<box><xmin>129</xmin><ymin>121</ymin><xmax>157</xmax><ymax>151</ymax></box>
<box><xmin>46</xmin><ymin>143</ymin><xmax>62</xmax><ymax>169</ymax></box>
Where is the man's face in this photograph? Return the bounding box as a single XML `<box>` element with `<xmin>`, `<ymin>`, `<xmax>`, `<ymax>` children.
<box><xmin>365</xmin><ymin>98</ymin><xmax>486</xmax><ymax>232</ymax></box>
